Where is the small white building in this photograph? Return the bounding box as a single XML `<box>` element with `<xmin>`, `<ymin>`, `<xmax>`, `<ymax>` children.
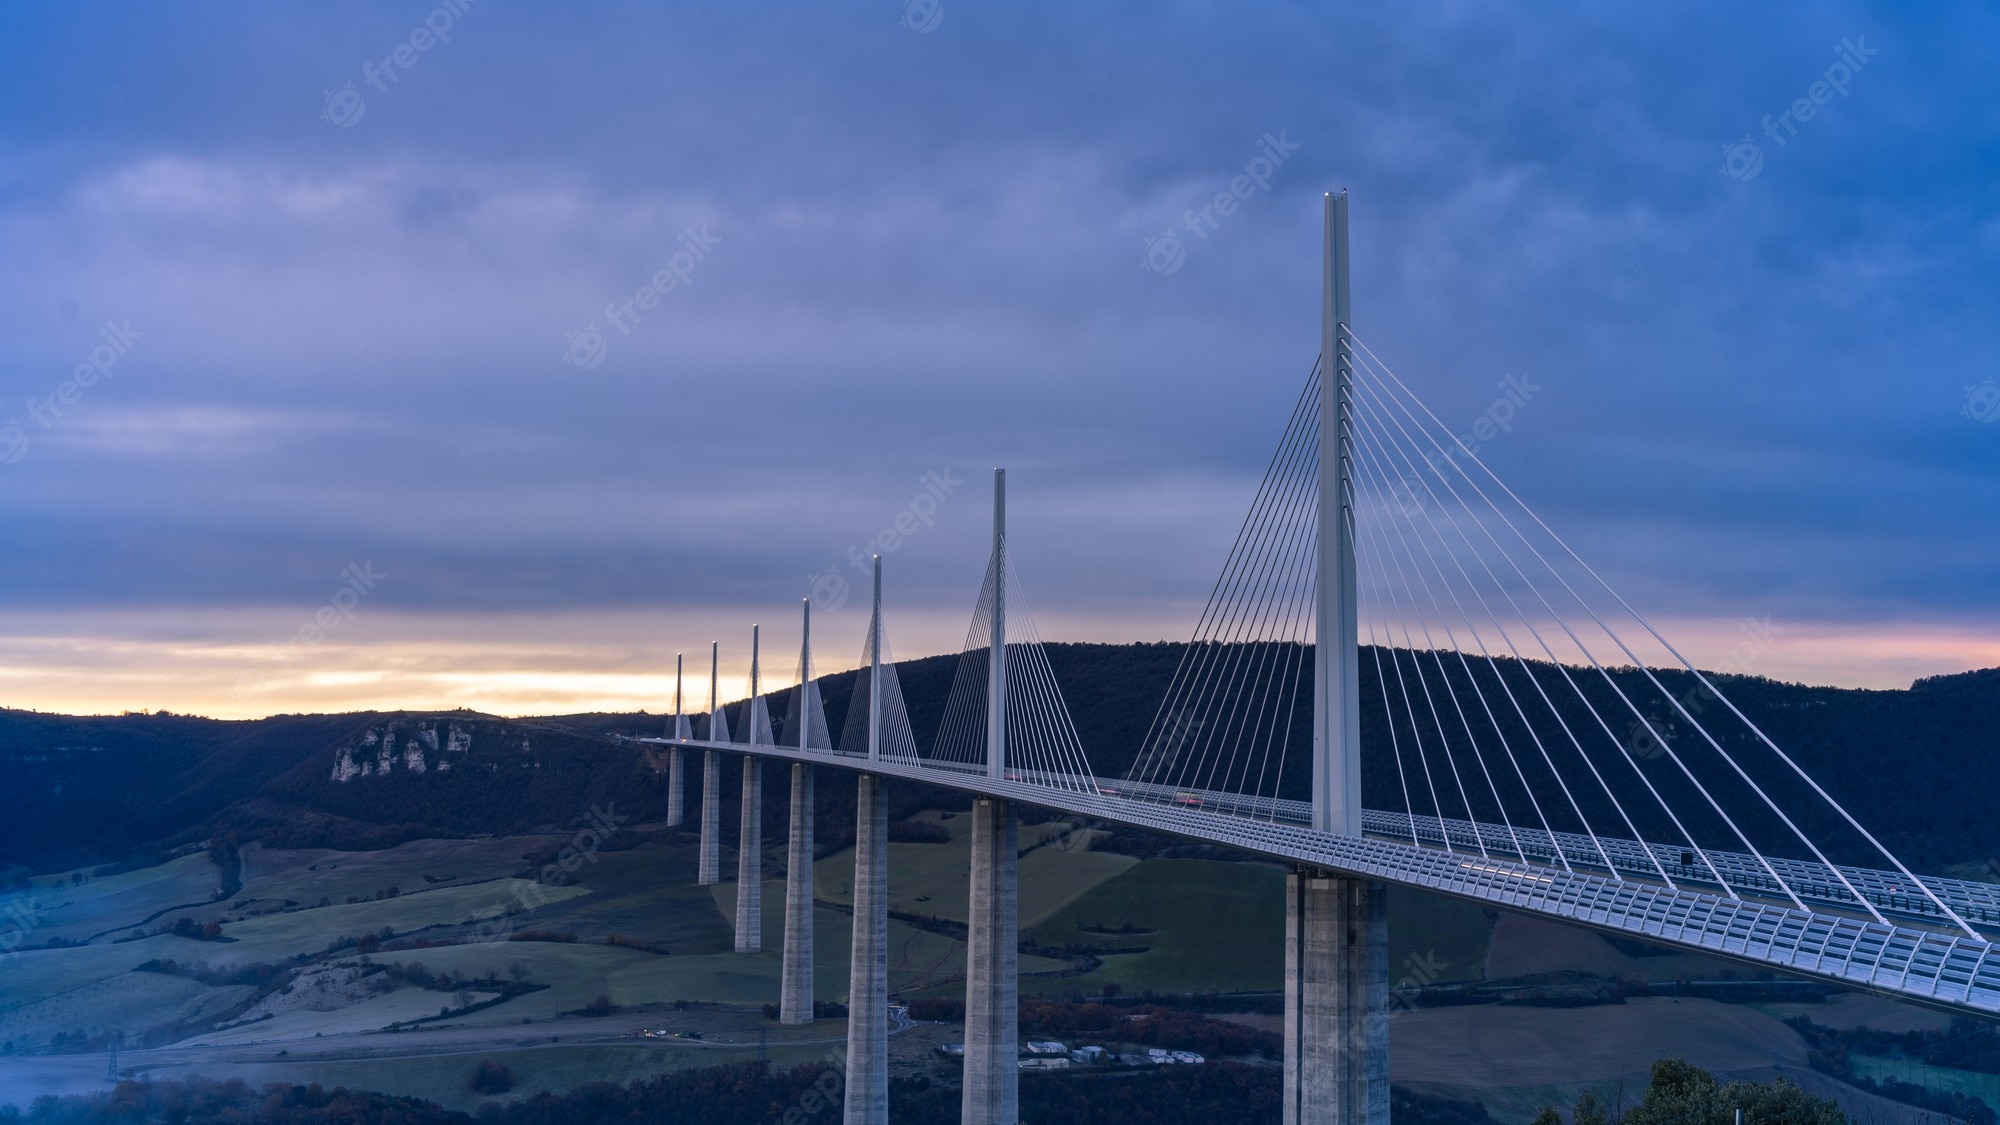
<box><xmin>1019</xmin><ymin>1057</ymin><xmax>1071</xmax><ymax>1071</ymax></box>
<box><xmin>1070</xmin><ymin>1045</ymin><xmax>1109</xmax><ymax>1064</ymax></box>
<box><xmin>1171</xmin><ymin>1050</ymin><xmax>1206</xmax><ymax>1065</ymax></box>
<box><xmin>1025</xmin><ymin>1041</ymin><xmax>1068</xmax><ymax>1056</ymax></box>
<box><xmin>1146</xmin><ymin>1048</ymin><xmax>1172</xmax><ymax>1064</ymax></box>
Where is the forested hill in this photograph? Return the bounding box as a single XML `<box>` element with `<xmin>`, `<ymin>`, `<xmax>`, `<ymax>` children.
<box><xmin>1</xmin><ymin>647</ymin><xmax>1995</xmax><ymax>879</ymax></box>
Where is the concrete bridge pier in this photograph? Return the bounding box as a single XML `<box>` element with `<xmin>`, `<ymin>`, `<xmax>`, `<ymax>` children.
<box><xmin>665</xmin><ymin>749</ymin><xmax>685</xmax><ymax>828</ymax></box>
<box><xmin>697</xmin><ymin>750</ymin><xmax>721</xmax><ymax>885</ymax></box>
<box><xmin>1284</xmin><ymin>871</ymin><xmax>1387</xmax><ymax>1125</ymax></box>
<box><xmin>780</xmin><ymin>763</ymin><xmax>815</xmax><ymax>1024</ymax></box>
<box><xmin>735</xmin><ymin>756</ymin><xmax>764</xmax><ymax>952</ymax></box>
<box><xmin>962</xmin><ymin>796</ymin><xmax>1019</xmax><ymax>1125</ymax></box>
<box><xmin>844</xmin><ymin>773</ymin><xmax>889</xmax><ymax>1125</ymax></box>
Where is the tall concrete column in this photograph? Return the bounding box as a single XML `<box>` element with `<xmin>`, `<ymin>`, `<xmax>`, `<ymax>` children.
<box><xmin>962</xmin><ymin>797</ymin><xmax>1019</xmax><ymax>1125</ymax></box>
<box><xmin>666</xmin><ymin>652</ymin><xmax>687</xmax><ymax>827</ymax></box>
<box><xmin>1313</xmin><ymin>189</ymin><xmax>1361</xmax><ymax>836</ymax></box>
<box><xmin>780</xmin><ymin>762</ymin><xmax>815</xmax><ymax>1024</ymax></box>
<box><xmin>699</xmin><ymin>642</ymin><xmax>726</xmax><ymax>886</ymax></box>
<box><xmin>844</xmin><ymin>773</ymin><xmax>889</xmax><ymax>1125</ymax></box>
<box><xmin>1284</xmin><ymin>872</ymin><xmax>1387</xmax><ymax>1125</ymax></box>
<box><xmin>665</xmin><ymin>750</ymin><xmax>686</xmax><ymax>828</ymax></box>
<box><xmin>698</xmin><ymin>750</ymin><xmax>721</xmax><ymax>885</ymax></box>
<box><xmin>735</xmin><ymin>756</ymin><xmax>764</xmax><ymax>953</ymax></box>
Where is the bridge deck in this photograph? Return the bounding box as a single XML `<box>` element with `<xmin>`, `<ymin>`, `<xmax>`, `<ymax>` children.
<box><xmin>989</xmin><ymin>775</ymin><xmax>2000</xmax><ymax>935</ymax></box>
<box><xmin>644</xmin><ymin>737</ymin><xmax>2000</xmax><ymax>1020</ymax></box>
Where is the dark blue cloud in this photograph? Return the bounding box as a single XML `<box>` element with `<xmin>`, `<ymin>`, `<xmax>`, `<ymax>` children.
<box><xmin>0</xmin><ymin>0</ymin><xmax>1995</xmax><ymax>700</ymax></box>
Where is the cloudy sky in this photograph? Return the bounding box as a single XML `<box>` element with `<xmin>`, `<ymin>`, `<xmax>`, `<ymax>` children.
<box><xmin>1</xmin><ymin>1</ymin><xmax>1996</xmax><ymax>718</ymax></box>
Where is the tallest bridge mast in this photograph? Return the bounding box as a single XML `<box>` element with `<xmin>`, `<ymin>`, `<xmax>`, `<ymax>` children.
<box><xmin>1287</xmin><ymin>190</ymin><xmax>1390</xmax><ymax>1125</ymax></box>
<box><xmin>1315</xmin><ymin>189</ymin><xmax>1363</xmax><ymax>836</ymax></box>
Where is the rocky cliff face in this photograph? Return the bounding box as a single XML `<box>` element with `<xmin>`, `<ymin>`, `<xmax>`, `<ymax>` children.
<box><xmin>329</xmin><ymin>720</ymin><xmax>482</xmax><ymax>782</ymax></box>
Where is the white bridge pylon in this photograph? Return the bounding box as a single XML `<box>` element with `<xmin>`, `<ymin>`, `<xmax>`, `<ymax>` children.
<box><xmin>645</xmin><ymin>194</ymin><xmax>2000</xmax><ymax>1125</ymax></box>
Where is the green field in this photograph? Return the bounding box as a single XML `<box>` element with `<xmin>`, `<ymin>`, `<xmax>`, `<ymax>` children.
<box><xmin>0</xmin><ymin>808</ymin><xmax>1496</xmax><ymax>1112</ymax></box>
<box><xmin>1022</xmin><ymin>857</ymin><xmax>1492</xmax><ymax>995</ymax></box>
<box><xmin>811</xmin><ymin>811</ymin><xmax>1137</xmax><ymax>929</ymax></box>
<box><xmin>1851</xmin><ymin>1052</ymin><xmax>2000</xmax><ymax>1106</ymax></box>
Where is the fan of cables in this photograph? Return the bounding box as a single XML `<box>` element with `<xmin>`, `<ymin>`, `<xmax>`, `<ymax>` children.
<box><xmin>1128</xmin><ymin>335</ymin><xmax>1975</xmax><ymax>937</ymax></box>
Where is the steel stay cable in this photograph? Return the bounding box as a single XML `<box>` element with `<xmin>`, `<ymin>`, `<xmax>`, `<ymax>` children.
<box><xmin>1184</xmin><ymin>415</ymin><xmax>1323</xmax><ymax>802</ymax></box>
<box><xmin>1154</xmin><ymin>372</ymin><xmax>1324</xmax><ymax>800</ymax></box>
<box><xmin>1353</xmin><ymin>407</ymin><xmax>1538</xmax><ymax>864</ymax></box>
<box><xmin>1351</xmin><ymin>331</ymin><xmax>1964</xmax><ymax>937</ymax></box>
<box><xmin>1352</xmin><ymin>359</ymin><xmax>1740</xmax><ymax>897</ymax></box>
<box><xmin>1352</xmin><ymin>390</ymin><xmax>1617</xmax><ymax>876</ymax></box>
<box><xmin>1352</xmin><ymin>352</ymin><xmax>1815</xmax><ymax>912</ymax></box>
<box><xmin>1351</xmin><ymin>364</ymin><xmax>1696</xmax><ymax>886</ymax></box>
<box><xmin>1354</xmin><ymin>460</ymin><xmax>1490</xmax><ymax>856</ymax></box>
<box><xmin>1134</xmin><ymin>365</ymin><xmax>1321</xmax><ymax>793</ymax></box>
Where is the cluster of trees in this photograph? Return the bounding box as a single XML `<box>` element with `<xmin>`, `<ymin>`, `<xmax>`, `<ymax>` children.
<box><xmin>133</xmin><ymin>958</ymin><xmax>293</xmax><ymax>990</ymax></box>
<box><xmin>468</xmin><ymin>1062</ymin><xmax>515</xmax><ymax>1096</ymax></box>
<box><xmin>885</xmin><ymin>819</ymin><xmax>950</xmax><ymax>844</ymax></box>
<box><xmin>0</xmin><ymin>1078</ymin><xmax>467</xmax><ymax>1124</ymax></box>
<box><xmin>0</xmin><ymin>1059</ymin><xmax>1869</xmax><ymax>1125</ymax></box>
<box><xmin>1788</xmin><ymin>1015</ymin><xmax>2000</xmax><ymax>1075</ymax></box>
<box><xmin>1017</xmin><ymin>1000</ymin><xmax>1282</xmax><ymax>1059</ymax></box>
<box><xmin>1787</xmin><ymin>1016</ymin><xmax>2000</xmax><ymax>1124</ymax></box>
<box><xmin>602</xmin><ymin>932</ymin><xmax>670</xmax><ymax>954</ymax></box>
<box><xmin>1531</xmin><ymin>1058</ymin><xmax>1846</xmax><ymax>1125</ymax></box>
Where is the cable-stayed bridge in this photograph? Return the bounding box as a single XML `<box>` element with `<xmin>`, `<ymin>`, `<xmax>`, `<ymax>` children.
<box><xmin>640</xmin><ymin>194</ymin><xmax>2000</xmax><ymax>1125</ymax></box>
